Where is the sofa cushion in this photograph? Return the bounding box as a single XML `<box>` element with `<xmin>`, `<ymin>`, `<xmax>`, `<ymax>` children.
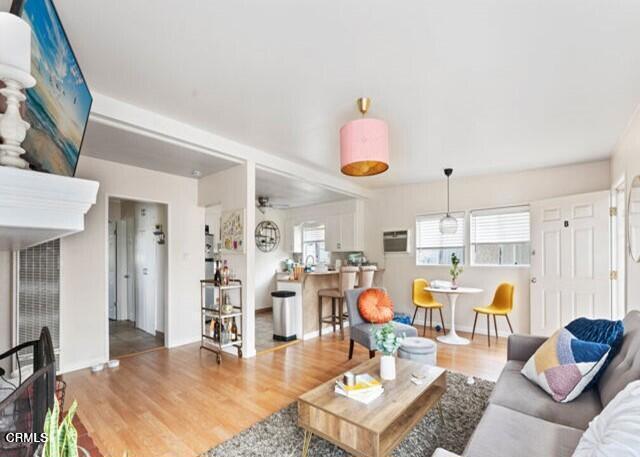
<box><xmin>565</xmin><ymin>317</ymin><xmax>624</xmax><ymax>388</ymax></box>
<box><xmin>521</xmin><ymin>328</ymin><xmax>611</xmax><ymax>402</ymax></box>
<box><xmin>463</xmin><ymin>404</ymin><xmax>583</xmax><ymax>457</ymax></box>
<box><xmin>598</xmin><ymin>311</ymin><xmax>640</xmax><ymax>407</ymax></box>
<box><xmin>574</xmin><ymin>380</ymin><xmax>640</xmax><ymax>457</ymax></box>
<box><xmin>490</xmin><ymin>360</ymin><xmax>602</xmax><ymax>430</ymax></box>
<box><xmin>349</xmin><ymin>321</ymin><xmax>417</xmax><ymax>350</ymax></box>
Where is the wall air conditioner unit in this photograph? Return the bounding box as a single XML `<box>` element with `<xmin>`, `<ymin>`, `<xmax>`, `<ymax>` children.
<box><xmin>383</xmin><ymin>230</ymin><xmax>410</xmax><ymax>254</ymax></box>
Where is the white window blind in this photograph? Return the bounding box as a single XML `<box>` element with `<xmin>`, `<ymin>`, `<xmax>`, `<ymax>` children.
<box><xmin>470</xmin><ymin>206</ymin><xmax>530</xmax><ymax>244</ymax></box>
<box><xmin>416</xmin><ymin>212</ymin><xmax>465</xmax><ymax>248</ymax></box>
<box><xmin>303</xmin><ymin>226</ymin><xmax>324</xmax><ymax>242</ymax></box>
<box><xmin>470</xmin><ymin>206</ymin><xmax>531</xmax><ymax>266</ymax></box>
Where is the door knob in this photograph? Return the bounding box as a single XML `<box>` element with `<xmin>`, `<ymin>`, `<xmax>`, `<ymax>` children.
<box><xmin>531</xmin><ymin>277</ymin><xmax>537</xmax><ymax>284</ymax></box>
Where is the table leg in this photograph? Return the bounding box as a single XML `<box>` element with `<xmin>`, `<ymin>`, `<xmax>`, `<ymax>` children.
<box><xmin>436</xmin><ymin>293</ymin><xmax>470</xmax><ymax>345</ymax></box>
<box><xmin>302</xmin><ymin>430</ymin><xmax>313</xmax><ymax>457</ymax></box>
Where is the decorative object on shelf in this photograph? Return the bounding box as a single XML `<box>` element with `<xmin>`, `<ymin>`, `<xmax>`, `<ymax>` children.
<box><xmin>449</xmin><ymin>252</ymin><xmax>463</xmax><ymax>289</ymax></box>
<box><xmin>340</xmin><ymin>97</ymin><xmax>389</xmax><ymax>176</ymax></box>
<box><xmin>439</xmin><ymin>168</ymin><xmax>458</xmax><ymax>234</ymax></box>
<box><xmin>0</xmin><ymin>12</ymin><xmax>36</xmax><ymax>169</ymax></box>
<box><xmin>373</xmin><ymin>323</ymin><xmax>404</xmax><ymax>380</ymax></box>
<box><xmin>221</xmin><ymin>208</ymin><xmax>245</xmax><ymax>253</ymax></box>
<box><xmin>629</xmin><ymin>175</ymin><xmax>640</xmax><ymax>262</ymax></box>
<box><xmin>153</xmin><ymin>224</ymin><xmax>165</xmax><ymax>245</ymax></box>
<box><xmin>10</xmin><ymin>0</ymin><xmax>93</xmax><ymax>176</ymax></box>
<box><xmin>255</xmin><ymin>220</ymin><xmax>280</xmax><ymax>252</ymax></box>
<box><xmin>221</xmin><ymin>292</ymin><xmax>234</xmax><ymax>314</ymax></box>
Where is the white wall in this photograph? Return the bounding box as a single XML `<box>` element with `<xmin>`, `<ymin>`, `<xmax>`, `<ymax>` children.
<box><xmin>59</xmin><ymin>156</ymin><xmax>204</xmax><ymax>373</ymax></box>
<box><xmin>365</xmin><ymin>160</ymin><xmax>611</xmax><ymax>335</ymax></box>
<box><xmin>255</xmin><ymin>208</ymin><xmax>289</xmax><ymax>310</ymax></box>
<box><xmin>198</xmin><ymin>163</ymin><xmax>257</xmax><ymax>356</ymax></box>
<box><xmin>611</xmin><ymin>105</ymin><xmax>640</xmax><ymax>312</ymax></box>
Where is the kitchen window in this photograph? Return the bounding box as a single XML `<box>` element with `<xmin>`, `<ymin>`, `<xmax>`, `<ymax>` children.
<box><xmin>470</xmin><ymin>205</ymin><xmax>531</xmax><ymax>266</ymax></box>
<box><xmin>302</xmin><ymin>225</ymin><xmax>330</xmax><ymax>265</ymax></box>
<box><xmin>415</xmin><ymin>212</ymin><xmax>465</xmax><ymax>266</ymax></box>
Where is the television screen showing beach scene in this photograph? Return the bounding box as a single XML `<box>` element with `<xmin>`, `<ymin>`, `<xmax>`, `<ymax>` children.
<box><xmin>13</xmin><ymin>0</ymin><xmax>92</xmax><ymax>176</ymax></box>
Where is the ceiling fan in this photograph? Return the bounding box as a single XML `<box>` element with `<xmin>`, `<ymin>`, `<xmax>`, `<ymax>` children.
<box><xmin>256</xmin><ymin>196</ymin><xmax>289</xmax><ymax>214</ymax></box>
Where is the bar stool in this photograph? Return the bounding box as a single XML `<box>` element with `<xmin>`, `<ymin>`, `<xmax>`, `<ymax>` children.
<box><xmin>359</xmin><ymin>265</ymin><xmax>377</xmax><ymax>289</ymax></box>
<box><xmin>318</xmin><ymin>266</ymin><xmax>358</xmax><ymax>338</ymax></box>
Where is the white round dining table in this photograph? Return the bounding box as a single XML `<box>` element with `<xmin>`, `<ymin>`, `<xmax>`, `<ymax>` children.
<box><xmin>425</xmin><ymin>286</ymin><xmax>483</xmax><ymax>345</ymax></box>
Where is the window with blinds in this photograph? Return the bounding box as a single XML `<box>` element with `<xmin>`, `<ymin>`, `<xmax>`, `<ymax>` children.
<box><xmin>415</xmin><ymin>212</ymin><xmax>465</xmax><ymax>265</ymax></box>
<box><xmin>302</xmin><ymin>225</ymin><xmax>329</xmax><ymax>265</ymax></box>
<box><xmin>18</xmin><ymin>239</ymin><xmax>60</xmax><ymax>365</ymax></box>
<box><xmin>470</xmin><ymin>205</ymin><xmax>530</xmax><ymax>266</ymax></box>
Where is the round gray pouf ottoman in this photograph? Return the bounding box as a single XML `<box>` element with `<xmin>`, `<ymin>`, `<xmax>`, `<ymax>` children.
<box><xmin>398</xmin><ymin>337</ymin><xmax>437</xmax><ymax>365</ymax></box>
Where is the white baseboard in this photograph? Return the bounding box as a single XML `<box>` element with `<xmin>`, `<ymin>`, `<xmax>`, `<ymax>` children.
<box><xmin>59</xmin><ymin>356</ymin><xmax>108</xmax><ymax>375</ymax></box>
<box><xmin>303</xmin><ymin>322</ymin><xmax>350</xmax><ymax>340</ymax></box>
<box><xmin>167</xmin><ymin>335</ymin><xmax>200</xmax><ymax>348</ymax></box>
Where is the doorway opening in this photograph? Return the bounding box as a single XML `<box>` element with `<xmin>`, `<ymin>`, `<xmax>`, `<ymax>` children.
<box><xmin>108</xmin><ymin>198</ymin><xmax>168</xmax><ymax>358</ymax></box>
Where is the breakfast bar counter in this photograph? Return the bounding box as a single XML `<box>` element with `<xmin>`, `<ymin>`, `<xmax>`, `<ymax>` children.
<box><xmin>277</xmin><ymin>269</ymin><xmax>385</xmax><ymax>337</ymax></box>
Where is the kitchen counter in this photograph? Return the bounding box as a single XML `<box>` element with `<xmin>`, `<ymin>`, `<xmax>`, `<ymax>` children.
<box><xmin>276</xmin><ymin>268</ymin><xmax>385</xmax><ymax>337</ymax></box>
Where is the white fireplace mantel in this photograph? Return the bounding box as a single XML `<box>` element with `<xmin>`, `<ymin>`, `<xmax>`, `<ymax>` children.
<box><xmin>0</xmin><ymin>166</ymin><xmax>99</xmax><ymax>250</ymax></box>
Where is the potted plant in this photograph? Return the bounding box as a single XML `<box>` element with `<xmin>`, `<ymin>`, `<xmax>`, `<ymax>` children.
<box><xmin>373</xmin><ymin>323</ymin><xmax>404</xmax><ymax>380</ymax></box>
<box><xmin>35</xmin><ymin>397</ymin><xmax>89</xmax><ymax>457</ymax></box>
<box><xmin>450</xmin><ymin>252</ymin><xmax>463</xmax><ymax>289</ymax></box>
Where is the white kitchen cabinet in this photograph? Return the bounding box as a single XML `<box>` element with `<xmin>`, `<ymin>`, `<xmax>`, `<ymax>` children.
<box><xmin>325</xmin><ymin>211</ymin><xmax>362</xmax><ymax>252</ymax></box>
<box><xmin>285</xmin><ymin>220</ymin><xmax>303</xmax><ymax>253</ymax></box>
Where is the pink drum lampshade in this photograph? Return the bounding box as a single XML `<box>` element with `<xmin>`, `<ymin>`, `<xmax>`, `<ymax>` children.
<box><xmin>340</xmin><ymin>98</ymin><xmax>389</xmax><ymax>177</ymax></box>
<box><xmin>340</xmin><ymin>118</ymin><xmax>389</xmax><ymax>176</ymax></box>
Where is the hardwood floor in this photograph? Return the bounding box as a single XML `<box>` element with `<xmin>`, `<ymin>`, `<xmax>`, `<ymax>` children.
<box><xmin>109</xmin><ymin>320</ymin><xmax>164</xmax><ymax>359</ymax></box>
<box><xmin>64</xmin><ymin>327</ymin><xmax>507</xmax><ymax>457</ymax></box>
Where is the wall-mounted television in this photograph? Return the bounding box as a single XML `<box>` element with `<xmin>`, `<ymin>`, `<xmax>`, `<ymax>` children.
<box><xmin>11</xmin><ymin>0</ymin><xmax>92</xmax><ymax>177</ymax></box>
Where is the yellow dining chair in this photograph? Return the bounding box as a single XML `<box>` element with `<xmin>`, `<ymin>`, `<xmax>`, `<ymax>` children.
<box><xmin>471</xmin><ymin>283</ymin><xmax>515</xmax><ymax>347</ymax></box>
<box><xmin>412</xmin><ymin>279</ymin><xmax>446</xmax><ymax>336</ymax></box>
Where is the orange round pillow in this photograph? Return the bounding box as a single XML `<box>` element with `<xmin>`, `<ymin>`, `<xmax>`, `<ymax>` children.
<box><xmin>358</xmin><ymin>289</ymin><xmax>394</xmax><ymax>323</ymax></box>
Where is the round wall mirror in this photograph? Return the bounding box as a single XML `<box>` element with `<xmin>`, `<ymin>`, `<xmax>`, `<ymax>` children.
<box><xmin>629</xmin><ymin>175</ymin><xmax>640</xmax><ymax>262</ymax></box>
<box><xmin>255</xmin><ymin>220</ymin><xmax>280</xmax><ymax>252</ymax></box>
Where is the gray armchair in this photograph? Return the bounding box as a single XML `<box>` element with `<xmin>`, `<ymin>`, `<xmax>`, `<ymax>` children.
<box><xmin>345</xmin><ymin>288</ymin><xmax>418</xmax><ymax>359</ymax></box>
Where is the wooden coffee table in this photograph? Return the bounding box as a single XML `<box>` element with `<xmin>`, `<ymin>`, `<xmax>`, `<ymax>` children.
<box><xmin>297</xmin><ymin>358</ymin><xmax>446</xmax><ymax>457</ymax></box>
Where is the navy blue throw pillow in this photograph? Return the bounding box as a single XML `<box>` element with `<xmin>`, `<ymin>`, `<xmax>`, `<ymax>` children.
<box><xmin>565</xmin><ymin>317</ymin><xmax>624</xmax><ymax>388</ymax></box>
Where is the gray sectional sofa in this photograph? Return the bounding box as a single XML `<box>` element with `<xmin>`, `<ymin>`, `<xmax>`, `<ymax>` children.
<box><xmin>437</xmin><ymin>311</ymin><xmax>640</xmax><ymax>457</ymax></box>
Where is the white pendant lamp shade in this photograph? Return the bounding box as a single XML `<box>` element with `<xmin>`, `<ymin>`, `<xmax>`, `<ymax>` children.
<box><xmin>439</xmin><ymin>214</ymin><xmax>458</xmax><ymax>234</ymax></box>
<box><xmin>0</xmin><ymin>12</ymin><xmax>35</xmax><ymax>88</ymax></box>
<box><xmin>439</xmin><ymin>168</ymin><xmax>458</xmax><ymax>234</ymax></box>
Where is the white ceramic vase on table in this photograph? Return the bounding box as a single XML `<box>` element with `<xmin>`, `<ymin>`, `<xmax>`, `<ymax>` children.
<box><xmin>380</xmin><ymin>354</ymin><xmax>396</xmax><ymax>380</ymax></box>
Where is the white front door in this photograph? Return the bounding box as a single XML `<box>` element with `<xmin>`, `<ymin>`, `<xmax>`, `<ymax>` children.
<box><xmin>530</xmin><ymin>191</ymin><xmax>611</xmax><ymax>336</ymax></box>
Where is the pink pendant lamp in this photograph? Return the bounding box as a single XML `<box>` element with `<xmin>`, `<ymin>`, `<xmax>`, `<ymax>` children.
<box><xmin>340</xmin><ymin>97</ymin><xmax>389</xmax><ymax>176</ymax></box>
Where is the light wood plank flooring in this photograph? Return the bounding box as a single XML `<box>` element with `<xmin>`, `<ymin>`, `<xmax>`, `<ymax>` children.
<box><xmin>64</xmin><ymin>327</ymin><xmax>507</xmax><ymax>457</ymax></box>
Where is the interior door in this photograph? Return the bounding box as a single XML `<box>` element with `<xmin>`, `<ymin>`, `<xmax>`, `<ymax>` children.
<box><xmin>116</xmin><ymin>220</ymin><xmax>129</xmax><ymax>320</ymax></box>
<box><xmin>530</xmin><ymin>191</ymin><xmax>611</xmax><ymax>336</ymax></box>
<box><xmin>108</xmin><ymin>222</ymin><xmax>117</xmax><ymax>320</ymax></box>
<box><xmin>135</xmin><ymin>205</ymin><xmax>157</xmax><ymax>336</ymax></box>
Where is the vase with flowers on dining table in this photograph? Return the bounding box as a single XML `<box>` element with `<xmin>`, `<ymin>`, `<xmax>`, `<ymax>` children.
<box><xmin>373</xmin><ymin>323</ymin><xmax>404</xmax><ymax>380</ymax></box>
<box><xmin>449</xmin><ymin>252</ymin><xmax>463</xmax><ymax>289</ymax></box>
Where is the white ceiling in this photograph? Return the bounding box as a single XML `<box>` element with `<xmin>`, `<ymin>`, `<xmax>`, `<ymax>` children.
<box><xmin>256</xmin><ymin>167</ymin><xmax>349</xmax><ymax>208</ymax></box>
<box><xmin>21</xmin><ymin>1</ymin><xmax>640</xmax><ymax>186</ymax></box>
<box><xmin>82</xmin><ymin>121</ymin><xmax>238</xmax><ymax>178</ymax></box>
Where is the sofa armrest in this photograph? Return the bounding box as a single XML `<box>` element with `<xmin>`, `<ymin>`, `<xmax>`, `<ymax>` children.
<box><xmin>507</xmin><ymin>334</ymin><xmax>547</xmax><ymax>362</ymax></box>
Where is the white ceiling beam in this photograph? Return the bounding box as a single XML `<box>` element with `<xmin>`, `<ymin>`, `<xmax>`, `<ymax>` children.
<box><xmin>89</xmin><ymin>92</ymin><xmax>373</xmax><ymax>199</ymax></box>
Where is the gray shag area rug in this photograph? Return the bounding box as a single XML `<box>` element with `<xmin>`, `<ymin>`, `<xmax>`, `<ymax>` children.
<box><xmin>202</xmin><ymin>372</ymin><xmax>494</xmax><ymax>457</ymax></box>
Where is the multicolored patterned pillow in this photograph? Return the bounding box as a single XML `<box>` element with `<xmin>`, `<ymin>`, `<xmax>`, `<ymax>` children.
<box><xmin>521</xmin><ymin>328</ymin><xmax>611</xmax><ymax>403</ymax></box>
